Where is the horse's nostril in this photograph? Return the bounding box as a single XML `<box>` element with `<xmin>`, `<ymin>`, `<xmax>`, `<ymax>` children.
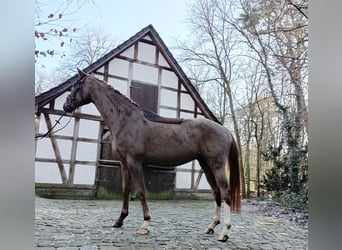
<box><xmin>63</xmin><ymin>104</ymin><xmax>72</xmax><ymax>112</ymax></box>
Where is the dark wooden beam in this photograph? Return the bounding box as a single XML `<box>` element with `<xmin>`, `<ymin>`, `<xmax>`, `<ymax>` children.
<box><xmin>43</xmin><ymin>113</ymin><xmax>68</xmax><ymax>184</ymax></box>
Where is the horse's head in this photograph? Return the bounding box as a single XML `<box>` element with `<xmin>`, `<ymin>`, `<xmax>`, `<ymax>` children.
<box><xmin>63</xmin><ymin>68</ymin><xmax>92</xmax><ymax>113</ymax></box>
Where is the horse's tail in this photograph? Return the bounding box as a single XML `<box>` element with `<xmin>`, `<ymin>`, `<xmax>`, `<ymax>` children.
<box><xmin>226</xmin><ymin>133</ymin><xmax>241</xmax><ymax>213</ymax></box>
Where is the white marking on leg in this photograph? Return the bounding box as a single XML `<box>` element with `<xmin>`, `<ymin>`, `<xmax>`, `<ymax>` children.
<box><xmin>213</xmin><ymin>202</ymin><xmax>221</xmax><ymax>222</ymax></box>
<box><xmin>223</xmin><ymin>203</ymin><xmax>231</xmax><ymax>226</ymax></box>
<box><xmin>138</xmin><ymin>220</ymin><xmax>150</xmax><ymax>235</ymax></box>
<box><xmin>206</xmin><ymin>202</ymin><xmax>221</xmax><ymax>234</ymax></box>
<box><xmin>218</xmin><ymin>203</ymin><xmax>231</xmax><ymax>241</ymax></box>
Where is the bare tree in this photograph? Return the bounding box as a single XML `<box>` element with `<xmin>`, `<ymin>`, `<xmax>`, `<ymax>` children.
<box><xmin>35</xmin><ymin>70</ymin><xmax>68</xmax><ymax>95</ymax></box>
<box><xmin>58</xmin><ymin>27</ymin><xmax>117</xmax><ymax>75</ymax></box>
<box><xmin>232</xmin><ymin>0</ymin><xmax>308</xmax><ymax>193</ymax></box>
<box><xmin>185</xmin><ymin>64</ymin><xmax>229</xmax><ymax>124</ymax></box>
<box><xmin>35</xmin><ymin>0</ymin><xmax>100</xmax><ymax>94</ymax></box>
<box><xmin>237</xmin><ymin>61</ymin><xmax>267</xmax><ymax>197</ymax></box>
<box><xmin>178</xmin><ymin>0</ymin><xmax>246</xmax><ymax>196</ymax></box>
<box><xmin>179</xmin><ymin>0</ymin><xmax>308</xmax><ymax>196</ymax></box>
<box><xmin>35</xmin><ymin>27</ymin><xmax>117</xmax><ymax>94</ymax></box>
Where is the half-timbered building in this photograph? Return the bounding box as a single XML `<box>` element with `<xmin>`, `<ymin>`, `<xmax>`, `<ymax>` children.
<box><xmin>35</xmin><ymin>25</ymin><xmax>220</xmax><ymax>199</ymax></box>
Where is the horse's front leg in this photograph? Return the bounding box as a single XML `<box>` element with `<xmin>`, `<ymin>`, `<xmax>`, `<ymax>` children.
<box><xmin>127</xmin><ymin>157</ymin><xmax>151</xmax><ymax>235</ymax></box>
<box><xmin>113</xmin><ymin>164</ymin><xmax>131</xmax><ymax>228</ymax></box>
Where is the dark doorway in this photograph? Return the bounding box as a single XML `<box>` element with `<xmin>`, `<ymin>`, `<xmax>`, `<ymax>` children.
<box><xmin>130</xmin><ymin>82</ymin><xmax>158</xmax><ymax>112</ymax></box>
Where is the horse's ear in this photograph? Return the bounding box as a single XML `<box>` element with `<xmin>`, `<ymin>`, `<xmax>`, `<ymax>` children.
<box><xmin>77</xmin><ymin>68</ymin><xmax>88</xmax><ymax>80</ymax></box>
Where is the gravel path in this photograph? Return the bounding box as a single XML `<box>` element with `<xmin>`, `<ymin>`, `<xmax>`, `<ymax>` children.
<box><xmin>35</xmin><ymin>196</ymin><xmax>308</xmax><ymax>249</ymax></box>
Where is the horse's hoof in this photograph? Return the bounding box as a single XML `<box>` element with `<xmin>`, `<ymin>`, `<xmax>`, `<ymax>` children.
<box><xmin>217</xmin><ymin>234</ymin><xmax>229</xmax><ymax>242</ymax></box>
<box><xmin>205</xmin><ymin>228</ymin><xmax>215</xmax><ymax>234</ymax></box>
<box><xmin>138</xmin><ymin>227</ymin><xmax>150</xmax><ymax>235</ymax></box>
<box><xmin>113</xmin><ymin>221</ymin><xmax>123</xmax><ymax>228</ymax></box>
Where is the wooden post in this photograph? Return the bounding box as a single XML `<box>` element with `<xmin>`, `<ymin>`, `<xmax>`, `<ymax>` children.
<box><xmin>44</xmin><ymin>113</ymin><xmax>68</xmax><ymax>184</ymax></box>
<box><xmin>191</xmin><ymin>161</ymin><xmax>195</xmax><ymax>189</ymax></box>
<box><xmin>193</xmin><ymin>168</ymin><xmax>203</xmax><ymax>190</ymax></box>
<box><xmin>35</xmin><ymin>113</ymin><xmax>40</xmax><ymax>152</ymax></box>
<box><xmin>68</xmin><ymin>116</ymin><xmax>80</xmax><ymax>184</ymax></box>
<box><xmin>177</xmin><ymin>80</ymin><xmax>181</xmax><ymax>118</ymax></box>
<box><xmin>104</xmin><ymin>63</ymin><xmax>109</xmax><ymax>82</ymax></box>
<box><xmin>94</xmin><ymin>121</ymin><xmax>104</xmax><ymax>187</ymax></box>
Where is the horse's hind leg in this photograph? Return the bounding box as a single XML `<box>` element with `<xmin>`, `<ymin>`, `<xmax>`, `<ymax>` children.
<box><xmin>198</xmin><ymin>159</ymin><xmax>222</xmax><ymax>235</ymax></box>
<box><xmin>211</xmin><ymin>162</ymin><xmax>232</xmax><ymax>242</ymax></box>
<box><xmin>113</xmin><ymin>164</ymin><xmax>131</xmax><ymax>228</ymax></box>
<box><xmin>127</xmin><ymin>157</ymin><xmax>151</xmax><ymax>235</ymax></box>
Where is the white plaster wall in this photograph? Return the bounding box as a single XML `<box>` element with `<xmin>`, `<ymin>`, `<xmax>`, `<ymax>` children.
<box><xmin>120</xmin><ymin>46</ymin><xmax>134</xmax><ymax>59</ymax></box>
<box><xmin>36</xmin><ymin>138</ymin><xmax>72</xmax><ymax>160</ymax></box>
<box><xmin>143</xmin><ymin>35</ymin><xmax>152</xmax><ymax>41</ymax></box>
<box><xmin>138</xmin><ymin>42</ymin><xmax>155</xmax><ymax>64</ymax></box>
<box><xmin>35</xmin><ymin>162</ymin><xmax>70</xmax><ymax>184</ymax></box>
<box><xmin>159</xmin><ymin>108</ymin><xmax>177</xmax><ymax>118</ymax></box>
<box><xmin>96</xmin><ymin>66</ymin><xmax>104</xmax><ymax>73</ymax></box>
<box><xmin>194</xmin><ymin>160</ymin><xmax>201</xmax><ymax>170</ymax></box>
<box><xmin>108</xmin><ymin>58</ymin><xmax>129</xmax><ymax>78</ymax></box>
<box><xmin>176</xmin><ymin>172</ymin><xmax>191</xmax><ymax>189</ymax></box>
<box><xmin>158</xmin><ymin>53</ymin><xmax>169</xmax><ymax>68</ymax></box>
<box><xmin>179</xmin><ymin>161</ymin><xmax>192</xmax><ymax>170</ymax></box>
<box><xmin>160</xmin><ymin>89</ymin><xmax>177</xmax><ymax>107</ymax></box>
<box><xmin>161</xmin><ymin>70</ymin><xmax>178</xmax><ymax>89</ymax></box>
<box><xmin>180</xmin><ymin>93</ymin><xmax>194</xmax><ymax>111</ymax></box>
<box><xmin>38</xmin><ymin>114</ymin><xmax>75</xmax><ymax>137</ymax></box>
<box><xmin>76</xmin><ymin>141</ymin><xmax>98</xmax><ymax>162</ymax></box>
<box><xmin>54</xmin><ymin>92</ymin><xmax>69</xmax><ymax>111</ymax></box>
<box><xmin>132</xmin><ymin>63</ymin><xmax>158</xmax><ymax>85</ymax></box>
<box><xmin>36</xmin><ymin>138</ymin><xmax>54</xmax><ymax>158</ymax></box>
<box><xmin>73</xmin><ymin>165</ymin><xmax>96</xmax><ymax>184</ymax></box>
<box><xmin>78</xmin><ymin>119</ymin><xmax>100</xmax><ymax>139</ymax></box>
<box><xmin>197</xmin><ymin>173</ymin><xmax>211</xmax><ymax>189</ymax></box>
<box><xmin>180</xmin><ymin>112</ymin><xmax>195</xmax><ymax>119</ymax></box>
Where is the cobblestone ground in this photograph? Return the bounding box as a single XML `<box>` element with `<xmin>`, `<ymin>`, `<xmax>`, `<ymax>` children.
<box><xmin>35</xmin><ymin>196</ymin><xmax>308</xmax><ymax>249</ymax></box>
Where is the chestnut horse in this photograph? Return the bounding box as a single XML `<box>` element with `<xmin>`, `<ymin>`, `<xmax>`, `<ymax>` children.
<box><xmin>63</xmin><ymin>69</ymin><xmax>241</xmax><ymax>242</ymax></box>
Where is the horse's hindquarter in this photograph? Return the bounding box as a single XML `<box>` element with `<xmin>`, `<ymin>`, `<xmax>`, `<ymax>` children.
<box><xmin>144</xmin><ymin>120</ymin><xmax>201</xmax><ymax>166</ymax></box>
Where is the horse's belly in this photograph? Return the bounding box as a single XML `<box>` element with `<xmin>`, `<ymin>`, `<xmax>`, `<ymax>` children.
<box><xmin>145</xmin><ymin>148</ymin><xmax>197</xmax><ymax>167</ymax></box>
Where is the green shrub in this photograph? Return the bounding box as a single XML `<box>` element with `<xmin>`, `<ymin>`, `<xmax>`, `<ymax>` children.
<box><xmin>274</xmin><ymin>183</ymin><xmax>308</xmax><ymax>211</ymax></box>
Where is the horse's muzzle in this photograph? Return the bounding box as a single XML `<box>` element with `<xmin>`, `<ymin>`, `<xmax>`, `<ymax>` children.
<box><xmin>63</xmin><ymin>103</ymin><xmax>74</xmax><ymax>113</ymax></box>
<box><xmin>63</xmin><ymin>97</ymin><xmax>75</xmax><ymax>113</ymax></box>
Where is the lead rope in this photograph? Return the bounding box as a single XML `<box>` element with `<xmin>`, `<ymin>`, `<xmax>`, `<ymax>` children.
<box><xmin>35</xmin><ymin>111</ymin><xmax>74</xmax><ymax>140</ymax></box>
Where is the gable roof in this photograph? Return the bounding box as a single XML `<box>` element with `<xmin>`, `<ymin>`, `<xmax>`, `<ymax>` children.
<box><xmin>35</xmin><ymin>24</ymin><xmax>219</xmax><ymax>123</ymax></box>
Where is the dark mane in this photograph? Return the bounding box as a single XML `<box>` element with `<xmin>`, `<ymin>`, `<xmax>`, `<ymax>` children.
<box><xmin>111</xmin><ymin>87</ymin><xmax>142</xmax><ymax>110</ymax></box>
<box><xmin>92</xmin><ymin>76</ymin><xmax>142</xmax><ymax>111</ymax></box>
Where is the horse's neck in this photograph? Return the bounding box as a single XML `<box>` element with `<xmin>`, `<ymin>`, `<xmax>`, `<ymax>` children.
<box><xmin>87</xmin><ymin>80</ymin><xmax>142</xmax><ymax>133</ymax></box>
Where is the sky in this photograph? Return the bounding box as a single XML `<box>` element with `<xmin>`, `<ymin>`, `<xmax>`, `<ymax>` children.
<box><xmin>35</xmin><ymin>0</ymin><xmax>191</xmax><ymax>75</ymax></box>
